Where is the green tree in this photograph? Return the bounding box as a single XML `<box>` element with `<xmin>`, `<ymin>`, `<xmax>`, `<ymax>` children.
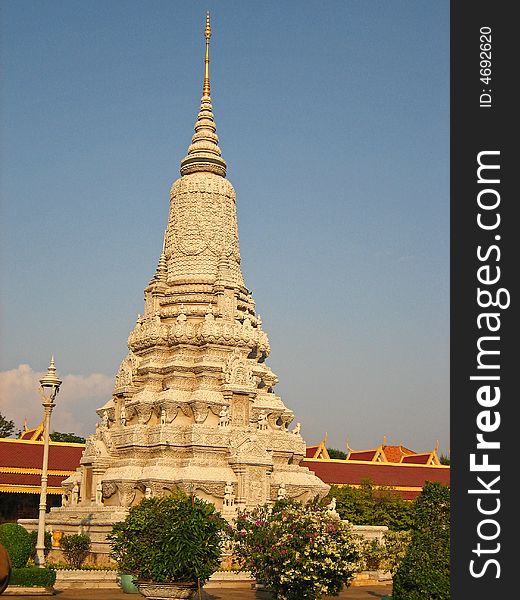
<box><xmin>0</xmin><ymin>412</ymin><xmax>16</xmax><ymax>438</ymax></box>
<box><xmin>49</xmin><ymin>432</ymin><xmax>86</xmax><ymax>444</ymax></box>
<box><xmin>327</xmin><ymin>447</ymin><xmax>347</xmax><ymax>460</ymax></box>
<box><xmin>392</xmin><ymin>481</ymin><xmax>450</xmax><ymax>599</ymax></box>
<box><xmin>439</xmin><ymin>453</ymin><xmax>450</xmax><ymax>465</ymax></box>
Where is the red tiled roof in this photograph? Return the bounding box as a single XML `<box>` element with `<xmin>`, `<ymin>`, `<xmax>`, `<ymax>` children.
<box><xmin>303</xmin><ymin>458</ymin><xmax>449</xmax><ymax>499</ymax></box>
<box><xmin>348</xmin><ymin>450</ymin><xmax>379</xmax><ymax>461</ymax></box>
<box><xmin>0</xmin><ymin>471</ymin><xmax>67</xmax><ymax>488</ymax></box>
<box><xmin>0</xmin><ymin>439</ymin><xmax>84</xmax><ymax>471</ymax></box>
<box><xmin>305</xmin><ymin>445</ymin><xmax>319</xmax><ymax>458</ymax></box>
<box><xmin>0</xmin><ymin>438</ymin><xmax>84</xmax><ymax>494</ymax></box>
<box><xmin>382</xmin><ymin>445</ymin><xmax>415</xmax><ymax>462</ymax></box>
<box><xmin>401</xmin><ymin>453</ymin><xmax>432</xmax><ymax>464</ymax></box>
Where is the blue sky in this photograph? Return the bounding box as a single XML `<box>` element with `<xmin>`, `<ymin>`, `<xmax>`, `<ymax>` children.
<box><xmin>0</xmin><ymin>1</ymin><xmax>449</xmax><ymax>454</ymax></box>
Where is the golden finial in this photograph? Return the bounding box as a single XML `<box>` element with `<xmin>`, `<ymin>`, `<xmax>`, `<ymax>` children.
<box><xmin>203</xmin><ymin>12</ymin><xmax>211</xmax><ymax>97</ymax></box>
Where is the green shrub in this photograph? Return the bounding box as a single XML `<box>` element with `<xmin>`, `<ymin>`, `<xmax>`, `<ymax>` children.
<box><xmin>10</xmin><ymin>566</ymin><xmax>56</xmax><ymax>587</ymax></box>
<box><xmin>60</xmin><ymin>534</ymin><xmax>91</xmax><ymax>569</ymax></box>
<box><xmin>328</xmin><ymin>480</ymin><xmax>415</xmax><ymax>531</ymax></box>
<box><xmin>382</xmin><ymin>529</ymin><xmax>412</xmax><ymax>576</ymax></box>
<box><xmin>108</xmin><ymin>491</ymin><xmax>227</xmax><ymax>585</ymax></box>
<box><xmin>392</xmin><ymin>482</ymin><xmax>450</xmax><ymax>599</ymax></box>
<box><xmin>0</xmin><ymin>523</ymin><xmax>32</xmax><ymax>568</ymax></box>
<box><xmin>29</xmin><ymin>530</ymin><xmax>52</xmax><ymax>558</ymax></box>
<box><xmin>358</xmin><ymin>538</ymin><xmax>386</xmax><ymax>571</ymax></box>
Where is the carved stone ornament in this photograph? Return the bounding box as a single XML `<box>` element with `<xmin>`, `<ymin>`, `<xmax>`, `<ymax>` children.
<box><xmin>191</xmin><ymin>401</ymin><xmax>210</xmax><ymax>424</ymax></box>
<box><xmin>102</xmin><ymin>481</ymin><xmax>118</xmax><ymax>499</ymax></box>
<box><xmin>224</xmin><ymin>349</ymin><xmax>254</xmax><ymax>387</ymax></box>
<box><xmin>82</xmin><ymin>436</ymin><xmax>102</xmax><ymax>460</ymax></box>
<box><xmin>118</xmin><ymin>483</ymin><xmax>137</xmax><ymax>507</ymax></box>
<box><xmin>195</xmin><ymin>482</ymin><xmax>226</xmax><ymax>498</ymax></box>
<box><xmin>114</xmin><ymin>351</ymin><xmax>139</xmax><ymax>389</ymax></box>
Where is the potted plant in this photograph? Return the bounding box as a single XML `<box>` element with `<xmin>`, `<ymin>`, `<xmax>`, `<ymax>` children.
<box><xmin>108</xmin><ymin>491</ymin><xmax>227</xmax><ymax>599</ymax></box>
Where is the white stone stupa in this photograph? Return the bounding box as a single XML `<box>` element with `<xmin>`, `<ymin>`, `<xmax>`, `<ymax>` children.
<box><xmin>31</xmin><ymin>14</ymin><xmax>328</xmax><ymax>557</ymax></box>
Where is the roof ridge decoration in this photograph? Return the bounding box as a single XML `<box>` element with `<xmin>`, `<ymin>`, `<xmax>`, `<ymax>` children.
<box><xmin>19</xmin><ymin>418</ymin><xmax>45</xmax><ymax>441</ymax></box>
<box><xmin>180</xmin><ymin>13</ymin><xmax>227</xmax><ymax>178</ymax></box>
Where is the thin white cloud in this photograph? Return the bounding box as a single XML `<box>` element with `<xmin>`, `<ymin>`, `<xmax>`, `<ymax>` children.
<box><xmin>0</xmin><ymin>364</ymin><xmax>113</xmax><ymax>437</ymax></box>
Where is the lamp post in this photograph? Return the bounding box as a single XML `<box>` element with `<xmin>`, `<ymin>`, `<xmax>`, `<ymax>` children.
<box><xmin>35</xmin><ymin>357</ymin><xmax>62</xmax><ymax>568</ymax></box>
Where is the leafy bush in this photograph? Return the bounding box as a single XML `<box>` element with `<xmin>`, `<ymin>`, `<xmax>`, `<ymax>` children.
<box><xmin>328</xmin><ymin>480</ymin><xmax>415</xmax><ymax>531</ymax></box>
<box><xmin>29</xmin><ymin>530</ymin><xmax>52</xmax><ymax>558</ymax></box>
<box><xmin>358</xmin><ymin>538</ymin><xmax>386</xmax><ymax>571</ymax></box>
<box><xmin>233</xmin><ymin>498</ymin><xmax>361</xmax><ymax>600</ymax></box>
<box><xmin>392</xmin><ymin>482</ymin><xmax>450</xmax><ymax>599</ymax></box>
<box><xmin>60</xmin><ymin>534</ymin><xmax>91</xmax><ymax>569</ymax></box>
<box><xmin>108</xmin><ymin>491</ymin><xmax>227</xmax><ymax>584</ymax></box>
<box><xmin>382</xmin><ymin>530</ymin><xmax>412</xmax><ymax>576</ymax></box>
<box><xmin>10</xmin><ymin>566</ymin><xmax>56</xmax><ymax>587</ymax></box>
<box><xmin>0</xmin><ymin>523</ymin><xmax>32</xmax><ymax>568</ymax></box>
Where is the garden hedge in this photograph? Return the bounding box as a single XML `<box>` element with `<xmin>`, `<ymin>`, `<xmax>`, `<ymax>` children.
<box><xmin>10</xmin><ymin>566</ymin><xmax>56</xmax><ymax>587</ymax></box>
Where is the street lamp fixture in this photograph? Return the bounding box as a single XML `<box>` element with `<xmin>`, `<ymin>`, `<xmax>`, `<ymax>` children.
<box><xmin>35</xmin><ymin>357</ymin><xmax>62</xmax><ymax>567</ymax></box>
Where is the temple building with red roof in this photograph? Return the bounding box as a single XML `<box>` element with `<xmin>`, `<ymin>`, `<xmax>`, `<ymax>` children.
<box><xmin>303</xmin><ymin>436</ymin><xmax>449</xmax><ymax>500</ymax></box>
<box><xmin>0</xmin><ymin>422</ymin><xmax>85</xmax><ymax>522</ymax></box>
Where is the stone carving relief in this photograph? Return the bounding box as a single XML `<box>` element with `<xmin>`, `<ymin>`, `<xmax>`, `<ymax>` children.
<box><xmin>191</xmin><ymin>401</ymin><xmax>210</xmax><ymax>424</ymax></box>
<box><xmin>218</xmin><ymin>405</ymin><xmax>230</xmax><ymax>428</ymax></box>
<box><xmin>128</xmin><ymin>313</ymin><xmax>168</xmax><ymax>352</ymax></box>
<box><xmin>230</xmin><ymin>434</ymin><xmax>272</xmax><ymax>466</ymax></box>
<box><xmin>115</xmin><ymin>351</ymin><xmax>139</xmax><ymax>389</ymax></box>
<box><xmin>248</xmin><ymin>467</ymin><xmax>266</xmax><ymax>505</ymax></box>
<box><xmin>169</xmin><ymin>175</ymin><xmax>240</xmax><ymax>261</ymax></box>
<box><xmin>102</xmin><ymin>481</ymin><xmax>118</xmax><ymax>499</ymax></box>
<box><xmin>82</xmin><ymin>436</ymin><xmax>104</xmax><ymax>461</ymax></box>
<box><xmin>257</xmin><ymin>410</ymin><xmax>268</xmax><ymax>431</ymax></box>
<box><xmin>118</xmin><ymin>483</ymin><xmax>137</xmax><ymax>507</ymax></box>
<box><xmin>71</xmin><ymin>482</ymin><xmax>80</xmax><ymax>505</ymax></box>
<box><xmin>154</xmin><ymin>401</ymin><xmax>179</xmax><ymax>423</ymax></box>
<box><xmin>225</xmin><ymin>350</ymin><xmax>254</xmax><ymax>387</ymax></box>
<box><xmin>277</xmin><ymin>482</ymin><xmax>287</xmax><ymax>500</ymax></box>
<box><xmin>194</xmin><ymin>482</ymin><xmax>225</xmax><ymax>498</ymax></box>
<box><xmin>95</xmin><ymin>482</ymin><xmax>103</xmax><ymax>505</ymax></box>
<box><xmin>134</xmin><ymin>403</ymin><xmax>153</xmax><ymax>425</ymax></box>
<box><xmin>231</xmin><ymin>396</ymin><xmax>250</xmax><ymax>427</ymax></box>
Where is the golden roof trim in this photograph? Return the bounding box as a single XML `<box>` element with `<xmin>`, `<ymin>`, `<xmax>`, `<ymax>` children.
<box><xmin>0</xmin><ymin>437</ymin><xmax>85</xmax><ymax>447</ymax></box>
<box><xmin>0</xmin><ymin>484</ymin><xmax>64</xmax><ymax>495</ymax></box>
<box><xmin>0</xmin><ymin>466</ymin><xmax>75</xmax><ymax>476</ymax></box>
<box><xmin>302</xmin><ymin>457</ymin><xmax>449</xmax><ymax>469</ymax></box>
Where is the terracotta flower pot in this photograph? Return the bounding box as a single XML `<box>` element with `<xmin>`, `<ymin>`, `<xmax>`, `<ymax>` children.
<box><xmin>136</xmin><ymin>581</ymin><xmax>199</xmax><ymax>599</ymax></box>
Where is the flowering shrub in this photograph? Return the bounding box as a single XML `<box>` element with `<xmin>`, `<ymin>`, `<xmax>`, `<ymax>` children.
<box><xmin>233</xmin><ymin>499</ymin><xmax>361</xmax><ymax>600</ymax></box>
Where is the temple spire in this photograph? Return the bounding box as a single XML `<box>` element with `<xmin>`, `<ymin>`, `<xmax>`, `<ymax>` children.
<box><xmin>180</xmin><ymin>13</ymin><xmax>227</xmax><ymax>177</ymax></box>
<box><xmin>203</xmin><ymin>12</ymin><xmax>211</xmax><ymax>97</ymax></box>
